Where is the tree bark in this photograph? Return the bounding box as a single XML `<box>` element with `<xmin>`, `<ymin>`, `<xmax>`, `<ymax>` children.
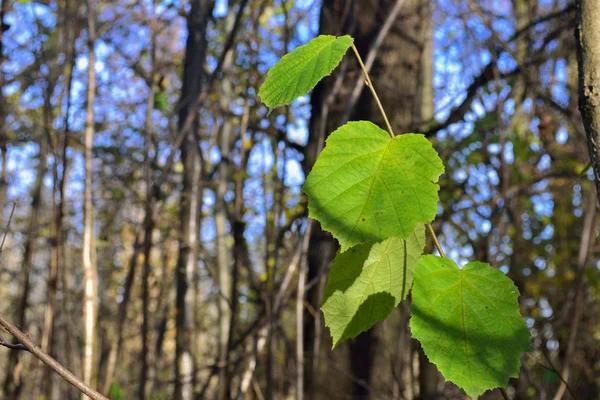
<box><xmin>576</xmin><ymin>0</ymin><xmax>600</xmax><ymax>204</ymax></box>
<box><xmin>216</xmin><ymin>6</ymin><xmax>236</xmax><ymax>397</ymax></box>
<box><xmin>552</xmin><ymin>188</ymin><xmax>597</xmax><ymax>400</ymax></box>
<box><xmin>139</xmin><ymin>8</ymin><xmax>157</xmax><ymax>397</ymax></box>
<box><xmin>304</xmin><ymin>0</ymin><xmax>433</xmax><ymax>397</ymax></box>
<box><xmin>174</xmin><ymin>1</ymin><xmax>213</xmax><ymax>399</ymax></box>
<box><xmin>39</xmin><ymin>7</ymin><xmax>76</xmax><ymax>395</ymax></box>
<box><xmin>82</xmin><ymin>0</ymin><xmax>99</xmax><ymax>395</ymax></box>
<box><xmin>2</xmin><ymin>102</ymin><xmax>48</xmax><ymax>400</ymax></box>
<box><xmin>0</xmin><ymin>0</ymin><xmax>9</xmax><ymax>214</ymax></box>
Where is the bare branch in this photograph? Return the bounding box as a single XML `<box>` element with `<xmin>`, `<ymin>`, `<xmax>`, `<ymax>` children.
<box><xmin>0</xmin><ymin>312</ymin><xmax>108</xmax><ymax>400</ymax></box>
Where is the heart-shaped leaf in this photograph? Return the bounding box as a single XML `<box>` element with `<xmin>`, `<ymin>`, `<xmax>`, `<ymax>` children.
<box><xmin>304</xmin><ymin>121</ymin><xmax>444</xmax><ymax>251</ymax></box>
<box><xmin>410</xmin><ymin>256</ymin><xmax>531</xmax><ymax>399</ymax></box>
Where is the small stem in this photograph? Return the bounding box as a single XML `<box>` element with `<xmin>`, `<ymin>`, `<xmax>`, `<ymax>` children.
<box><xmin>499</xmin><ymin>388</ymin><xmax>510</xmax><ymax>400</ymax></box>
<box><xmin>351</xmin><ymin>44</ymin><xmax>395</xmax><ymax>138</ymax></box>
<box><xmin>351</xmin><ymin>44</ymin><xmax>446</xmax><ymax>259</ymax></box>
<box><xmin>0</xmin><ymin>202</ymin><xmax>16</xmax><ymax>254</ymax></box>
<box><xmin>427</xmin><ymin>224</ymin><xmax>445</xmax><ymax>258</ymax></box>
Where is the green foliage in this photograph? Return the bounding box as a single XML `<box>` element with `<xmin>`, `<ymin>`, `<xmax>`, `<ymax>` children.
<box><xmin>109</xmin><ymin>383</ymin><xmax>124</xmax><ymax>400</ymax></box>
<box><xmin>322</xmin><ymin>226</ymin><xmax>425</xmax><ymax>347</ymax></box>
<box><xmin>260</xmin><ymin>34</ymin><xmax>530</xmax><ymax>398</ymax></box>
<box><xmin>258</xmin><ymin>35</ymin><xmax>353</xmax><ymax>110</ymax></box>
<box><xmin>304</xmin><ymin>121</ymin><xmax>444</xmax><ymax>251</ymax></box>
<box><xmin>411</xmin><ymin>256</ymin><xmax>531</xmax><ymax>398</ymax></box>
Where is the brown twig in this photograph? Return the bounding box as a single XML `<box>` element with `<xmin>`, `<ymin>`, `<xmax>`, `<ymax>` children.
<box><xmin>0</xmin><ymin>201</ymin><xmax>16</xmax><ymax>255</ymax></box>
<box><xmin>0</xmin><ymin>333</ymin><xmax>29</xmax><ymax>352</ymax></box>
<box><xmin>0</xmin><ymin>312</ymin><xmax>108</xmax><ymax>400</ymax></box>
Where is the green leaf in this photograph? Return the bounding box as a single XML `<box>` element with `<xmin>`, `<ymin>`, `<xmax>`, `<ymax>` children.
<box><xmin>258</xmin><ymin>35</ymin><xmax>353</xmax><ymax>110</ymax></box>
<box><xmin>109</xmin><ymin>383</ymin><xmax>123</xmax><ymax>400</ymax></box>
<box><xmin>154</xmin><ymin>91</ymin><xmax>168</xmax><ymax>111</ymax></box>
<box><xmin>410</xmin><ymin>256</ymin><xmax>531</xmax><ymax>399</ymax></box>
<box><xmin>322</xmin><ymin>226</ymin><xmax>425</xmax><ymax>347</ymax></box>
<box><xmin>578</xmin><ymin>162</ymin><xmax>592</xmax><ymax>178</ymax></box>
<box><xmin>304</xmin><ymin>121</ymin><xmax>444</xmax><ymax>251</ymax></box>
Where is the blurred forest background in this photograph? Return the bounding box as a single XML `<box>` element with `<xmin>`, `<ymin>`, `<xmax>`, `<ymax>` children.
<box><xmin>0</xmin><ymin>0</ymin><xmax>597</xmax><ymax>399</ymax></box>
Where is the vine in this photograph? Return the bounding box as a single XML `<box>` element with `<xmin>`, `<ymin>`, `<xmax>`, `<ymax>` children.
<box><xmin>259</xmin><ymin>35</ymin><xmax>531</xmax><ymax>398</ymax></box>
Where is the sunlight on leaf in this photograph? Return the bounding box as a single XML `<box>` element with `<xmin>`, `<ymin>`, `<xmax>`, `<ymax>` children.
<box><xmin>304</xmin><ymin>121</ymin><xmax>444</xmax><ymax>251</ymax></box>
<box><xmin>322</xmin><ymin>226</ymin><xmax>425</xmax><ymax>347</ymax></box>
<box><xmin>258</xmin><ymin>35</ymin><xmax>353</xmax><ymax>111</ymax></box>
<box><xmin>410</xmin><ymin>255</ymin><xmax>531</xmax><ymax>399</ymax></box>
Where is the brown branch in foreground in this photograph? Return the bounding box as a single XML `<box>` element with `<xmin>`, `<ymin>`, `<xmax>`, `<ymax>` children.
<box><xmin>0</xmin><ymin>312</ymin><xmax>108</xmax><ymax>400</ymax></box>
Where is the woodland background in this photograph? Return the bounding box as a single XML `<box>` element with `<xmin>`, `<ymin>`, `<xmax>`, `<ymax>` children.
<box><xmin>0</xmin><ymin>0</ymin><xmax>597</xmax><ymax>399</ymax></box>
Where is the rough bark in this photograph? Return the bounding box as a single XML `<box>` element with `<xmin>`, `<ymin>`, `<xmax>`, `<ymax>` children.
<box><xmin>174</xmin><ymin>1</ymin><xmax>213</xmax><ymax>399</ymax></box>
<box><xmin>576</xmin><ymin>0</ymin><xmax>600</xmax><ymax>204</ymax></box>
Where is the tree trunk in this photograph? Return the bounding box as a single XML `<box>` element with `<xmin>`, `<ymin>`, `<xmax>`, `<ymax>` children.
<box><xmin>304</xmin><ymin>0</ymin><xmax>433</xmax><ymax>397</ymax></box>
<box><xmin>174</xmin><ymin>1</ymin><xmax>213</xmax><ymax>399</ymax></box>
<box><xmin>139</xmin><ymin>10</ymin><xmax>157</xmax><ymax>397</ymax></box>
<box><xmin>82</xmin><ymin>0</ymin><xmax>99</xmax><ymax>395</ymax></box>
<box><xmin>576</xmin><ymin>0</ymin><xmax>600</xmax><ymax>204</ymax></box>
<box><xmin>39</xmin><ymin>7</ymin><xmax>76</xmax><ymax>395</ymax></box>
<box><xmin>101</xmin><ymin>233</ymin><xmax>141</xmax><ymax>394</ymax></box>
<box><xmin>2</xmin><ymin>104</ymin><xmax>48</xmax><ymax>400</ymax></box>
<box><xmin>216</xmin><ymin>6</ymin><xmax>236</xmax><ymax>397</ymax></box>
<box><xmin>0</xmin><ymin>0</ymin><xmax>9</xmax><ymax>214</ymax></box>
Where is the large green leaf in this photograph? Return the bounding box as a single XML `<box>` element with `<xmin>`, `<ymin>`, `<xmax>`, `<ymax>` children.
<box><xmin>322</xmin><ymin>226</ymin><xmax>425</xmax><ymax>347</ymax></box>
<box><xmin>258</xmin><ymin>35</ymin><xmax>353</xmax><ymax>110</ymax></box>
<box><xmin>304</xmin><ymin>121</ymin><xmax>444</xmax><ymax>251</ymax></box>
<box><xmin>410</xmin><ymin>256</ymin><xmax>531</xmax><ymax>399</ymax></box>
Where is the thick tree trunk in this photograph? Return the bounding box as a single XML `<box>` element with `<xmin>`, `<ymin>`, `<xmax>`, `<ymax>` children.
<box><xmin>304</xmin><ymin>0</ymin><xmax>433</xmax><ymax>397</ymax></box>
<box><xmin>576</xmin><ymin>0</ymin><xmax>600</xmax><ymax>204</ymax></box>
<box><xmin>174</xmin><ymin>1</ymin><xmax>213</xmax><ymax>399</ymax></box>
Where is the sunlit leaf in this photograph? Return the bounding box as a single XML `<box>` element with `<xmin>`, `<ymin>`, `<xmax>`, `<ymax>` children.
<box><xmin>258</xmin><ymin>35</ymin><xmax>353</xmax><ymax>111</ymax></box>
<box><xmin>322</xmin><ymin>226</ymin><xmax>426</xmax><ymax>347</ymax></box>
<box><xmin>304</xmin><ymin>121</ymin><xmax>444</xmax><ymax>251</ymax></box>
<box><xmin>411</xmin><ymin>256</ymin><xmax>531</xmax><ymax>399</ymax></box>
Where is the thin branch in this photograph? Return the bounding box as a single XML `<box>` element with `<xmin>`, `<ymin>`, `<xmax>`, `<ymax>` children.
<box><xmin>0</xmin><ymin>312</ymin><xmax>108</xmax><ymax>400</ymax></box>
<box><xmin>340</xmin><ymin>0</ymin><xmax>406</xmax><ymax>127</ymax></box>
<box><xmin>350</xmin><ymin>44</ymin><xmax>447</xmax><ymax>258</ymax></box>
<box><xmin>351</xmin><ymin>44</ymin><xmax>395</xmax><ymax>138</ymax></box>
<box><xmin>422</xmin><ymin>4</ymin><xmax>575</xmax><ymax>137</ymax></box>
<box><xmin>0</xmin><ymin>201</ymin><xmax>15</xmax><ymax>256</ymax></box>
<box><xmin>0</xmin><ymin>333</ymin><xmax>29</xmax><ymax>351</ymax></box>
<box><xmin>538</xmin><ymin>351</ymin><xmax>577</xmax><ymax>400</ymax></box>
<box><xmin>426</xmin><ymin>223</ymin><xmax>446</xmax><ymax>258</ymax></box>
